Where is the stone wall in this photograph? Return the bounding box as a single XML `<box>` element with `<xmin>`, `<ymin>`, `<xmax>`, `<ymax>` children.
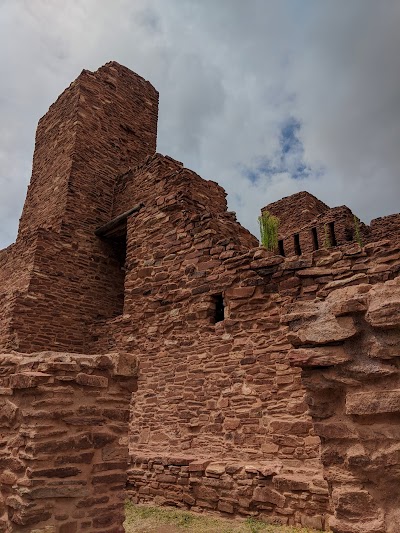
<box><xmin>6</xmin><ymin>229</ymin><xmax>125</xmax><ymax>353</ymax></box>
<box><xmin>278</xmin><ymin>206</ymin><xmax>360</xmax><ymax>258</ymax></box>
<box><xmin>263</xmin><ymin>192</ymin><xmax>329</xmax><ymax>238</ymax></box>
<box><xmin>0</xmin><ymin>238</ymin><xmax>37</xmax><ymax>350</ymax></box>
<box><xmin>262</xmin><ymin>191</ymin><xmax>383</xmax><ymax>258</ymax></box>
<box><xmin>109</xmin><ymin>208</ymin><xmax>398</xmax><ymax>529</ymax></box>
<box><xmin>127</xmin><ymin>456</ymin><xmax>328</xmax><ymax>530</ymax></box>
<box><xmin>0</xmin><ymin>62</ymin><xmax>159</xmax><ymax>354</ymax></box>
<box><xmin>0</xmin><ymin>351</ymin><xmax>136</xmax><ymax>532</ymax></box>
<box><xmin>369</xmin><ymin>213</ymin><xmax>400</xmax><ymax>243</ymax></box>
<box><xmin>289</xmin><ymin>270</ymin><xmax>400</xmax><ymax>532</ymax></box>
<box><xmin>18</xmin><ymin>62</ymin><xmax>158</xmax><ymax>239</ymax></box>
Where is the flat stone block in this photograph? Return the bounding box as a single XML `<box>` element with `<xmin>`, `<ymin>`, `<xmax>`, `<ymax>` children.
<box><xmin>346</xmin><ymin>390</ymin><xmax>400</xmax><ymax>415</ymax></box>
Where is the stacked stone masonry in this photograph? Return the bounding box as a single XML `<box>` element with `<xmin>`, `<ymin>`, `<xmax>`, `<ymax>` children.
<box><xmin>263</xmin><ymin>191</ymin><xmax>399</xmax><ymax>258</ymax></box>
<box><xmin>0</xmin><ymin>62</ymin><xmax>399</xmax><ymax>532</ymax></box>
<box><xmin>0</xmin><ymin>351</ymin><xmax>136</xmax><ymax>532</ymax></box>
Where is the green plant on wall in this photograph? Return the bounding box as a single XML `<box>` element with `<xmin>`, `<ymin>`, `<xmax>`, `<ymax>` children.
<box><xmin>258</xmin><ymin>211</ymin><xmax>279</xmax><ymax>252</ymax></box>
<box><xmin>353</xmin><ymin>215</ymin><xmax>363</xmax><ymax>247</ymax></box>
<box><xmin>324</xmin><ymin>224</ymin><xmax>331</xmax><ymax>249</ymax></box>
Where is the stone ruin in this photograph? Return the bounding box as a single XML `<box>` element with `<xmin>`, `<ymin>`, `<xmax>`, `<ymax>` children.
<box><xmin>0</xmin><ymin>61</ymin><xmax>399</xmax><ymax>533</ymax></box>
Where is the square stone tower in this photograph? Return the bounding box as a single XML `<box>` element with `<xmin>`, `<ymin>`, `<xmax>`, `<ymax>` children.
<box><xmin>0</xmin><ymin>62</ymin><xmax>158</xmax><ymax>352</ymax></box>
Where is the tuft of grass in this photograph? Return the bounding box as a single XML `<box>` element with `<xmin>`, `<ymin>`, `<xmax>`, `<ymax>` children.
<box><xmin>124</xmin><ymin>501</ymin><xmax>324</xmax><ymax>533</ymax></box>
<box><xmin>353</xmin><ymin>215</ymin><xmax>363</xmax><ymax>247</ymax></box>
<box><xmin>323</xmin><ymin>224</ymin><xmax>331</xmax><ymax>249</ymax></box>
<box><xmin>258</xmin><ymin>211</ymin><xmax>279</xmax><ymax>253</ymax></box>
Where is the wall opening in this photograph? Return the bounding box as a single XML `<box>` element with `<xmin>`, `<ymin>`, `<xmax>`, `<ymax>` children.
<box><xmin>278</xmin><ymin>240</ymin><xmax>285</xmax><ymax>256</ymax></box>
<box><xmin>108</xmin><ymin>234</ymin><xmax>127</xmax><ymax>316</ymax></box>
<box><xmin>294</xmin><ymin>234</ymin><xmax>302</xmax><ymax>255</ymax></box>
<box><xmin>311</xmin><ymin>227</ymin><xmax>319</xmax><ymax>250</ymax></box>
<box><xmin>213</xmin><ymin>294</ymin><xmax>225</xmax><ymax>323</ymax></box>
<box><xmin>328</xmin><ymin>222</ymin><xmax>337</xmax><ymax>247</ymax></box>
<box><xmin>98</xmin><ymin>220</ymin><xmax>128</xmax><ymax>318</ymax></box>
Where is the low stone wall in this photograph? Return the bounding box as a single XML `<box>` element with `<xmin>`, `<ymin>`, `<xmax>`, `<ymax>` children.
<box><xmin>289</xmin><ymin>276</ymin><xmax>400</xmax><ymax>533</ymax></box>
<box><xmin>0</xmin><ymin>351</ymin><xmax>137</xmax><ymax>533</ymax></box>
<box><xmin>127</xmin><ymin>454</ymin><xmax>329</xmax><ymax>530</ymax></box>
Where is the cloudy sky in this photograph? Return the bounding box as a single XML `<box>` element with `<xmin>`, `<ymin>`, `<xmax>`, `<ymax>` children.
<box><xmin>1</xmin><ymin>0</ymin><xmax>399</xmax><ymax>247</ymax></box>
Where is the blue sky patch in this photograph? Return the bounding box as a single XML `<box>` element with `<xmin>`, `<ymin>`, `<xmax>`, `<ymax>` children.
<box><xmin>242</xmin><ymin>117</ymin><xmax>312</xmax><ymax>184</ymax></box>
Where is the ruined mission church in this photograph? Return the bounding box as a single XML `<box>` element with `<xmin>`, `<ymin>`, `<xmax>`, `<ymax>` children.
<box><xmin>0</xmin><ymin>62</ymin><xmax>399</xmax><ymax>533</ymax></box>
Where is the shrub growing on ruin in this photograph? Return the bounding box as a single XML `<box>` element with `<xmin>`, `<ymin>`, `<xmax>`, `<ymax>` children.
<box><xmin>258</xmin><ymin>211</ymin><xmax>279</xmax><ymax>252</ymax></box>
<box><xmin>354</xmin><ymin>215</ymin><xmax>363</xmax><ymax>247</ymax></box>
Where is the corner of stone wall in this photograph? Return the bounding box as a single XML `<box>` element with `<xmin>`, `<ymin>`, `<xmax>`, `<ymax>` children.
<box><xmin>0</xmin><ymin>351</ymin><xmax>137</xmax><ymax>532</ymax></box>
<box><xmin>289</xmin><ymin>270</ymin><xmax>400</xmax><ymax>532</ymax></box>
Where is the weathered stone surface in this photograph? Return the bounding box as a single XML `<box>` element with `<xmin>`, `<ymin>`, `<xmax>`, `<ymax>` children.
<box><xmin>289</xmin><ymin>346</ymin><xmax>351</xmax><ymax>367</ymax></box>
<box><xmin>327</xmin><ymin>284</ymin><xmax>371</xmax><ymax>316</ymax></box>
<box><xmin>346</xmin><ymin>390</ymin><xmax>400</xmax><ymax>415</ymax></box>
<box><xmin>291</xmin><ymin>277</ymin><xmax>400</xmax><ymax>532</ymax></box>
<box><xmin>0</xmin><ymin>352</ymin><xmax>133</xmax><ymax>532</ymax></box>
<box><xmin>75</xmin><ymin>373</ymin><xmax>108</xmax><ymax>388</ymax></box>
<box><xmin>289</xmin><ymin>315</ymin><xmax>358</xmax><ymax>346</ymax></box>
<box><xmin>0</xmin><ymin>399</ymin><xmax>19</xmax><ymax>427</ymax></box>
<box><xmin>253</xmin><ymin>486</ymin><xmax>285</xmax><ymax>507</ymax></box>
<box><xmin>366</xmin><ymin>277</ymin><xmax>400</xmax><ymax>328</ymax></box>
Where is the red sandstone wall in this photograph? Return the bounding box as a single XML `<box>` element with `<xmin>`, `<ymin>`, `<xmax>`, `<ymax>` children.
<box><xmin>17</xmin><ymin>82</ymin><xmax>79</xmax><ymax>238</ymax></box>
<box><xmin>112</xmin><ymin>153</ymin><xmax>229</xmax><ymax>219</ymax></box>
<box><xmin>262</xmin><ymin>193</ymin><xmax>382</xmax><ymax>257</ymax></box>
<box><xmin>90</xmin><ymin>181</ymin><xmax>330</xmax><ymax>528</ymax></box>
<box><xmin>0</xmin><ymin>62</ymin><xmax>159</xmax><ymax>353</ymax></box>
<box><xmin>288</xmin><ymin>244</ymin><xmax>400</xmax><ymax>533</ymax></box>
<box><xmin>280</xmin><ymin>206</ymin><xmax>361</xmax><ymax>257</ymax></box>
<box><xmin>263</xmin><ymin>191</ymin><xmax>329</xmax><ymax>238</ymax></box>
<box><xmin>1</xmin><ymin>60</ymin><xmax>400</xmax><ymax>531</ymax></box>
<box><xmin>19</xmin><ymin>61</ymin><xmax>158</xmax><ymax>237</ymax></box>
<box><xmin>369</xmin><ymin>213</ymin><xmax>400</xmax><ymax>243</ymax></box>
<box><xmin>0</xmin><ymin>238</ymin><xmax>38</xmax><ymax>350</ymax></box>
<box><xmin>0</xmin><ymin>351</ymin><xmax>136</xmax><ymax>532</ymax></box>
<box><xmin>7</xmin><ymin>229</ymin><xmax>125</xmax><ymax>353</ymax></box>
<box><xmin>98</xmin><ymin>181</ymin><xmax>399</xmax><ymax>527</ymax></box>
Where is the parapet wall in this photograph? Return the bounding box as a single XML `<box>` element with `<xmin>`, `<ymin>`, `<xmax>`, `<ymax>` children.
<box><xmin>263</xmin><ymin>191</ymin><xmax>329</xmax><ymax>238</ymax></box>
<box><xmin>0</xmin><ymin>351</ymin><xmax>137</xmax><ymax>533</ymax></box>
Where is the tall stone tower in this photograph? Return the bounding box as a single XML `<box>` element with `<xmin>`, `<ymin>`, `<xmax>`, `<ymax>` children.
<box><xmin>19</xmin><ymin>61</ymin><xmax>158</xmax><ymax>238</ymax></box>
<box><xmin>0</xmin><ymin>62</ymin><xmax>158</xmax><ymax>353</ymax></box>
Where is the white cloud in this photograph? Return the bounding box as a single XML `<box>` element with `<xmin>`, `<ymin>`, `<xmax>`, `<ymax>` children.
<box><xmin>0</xmin><ymin>0</ymin><xmax>399</xmax><ymax>247</ymax></box>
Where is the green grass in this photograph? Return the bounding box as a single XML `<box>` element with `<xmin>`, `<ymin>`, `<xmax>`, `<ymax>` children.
<box><xmin>258</xmin><ymin>211</ymin><xmax>279</xmax><ymax>253</ymax></box>
<box><xmin>124</xmin><ymin>502</ymin><xmax>323</xmax><ymax>533</ymax></box>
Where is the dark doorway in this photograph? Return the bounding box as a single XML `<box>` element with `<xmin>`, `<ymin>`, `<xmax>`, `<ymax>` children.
<box><xmin>328</xmin><ymin>222</ymin><xmax>337</xmax><ymax>247</ymax></box>
<box><xmin>311</xmin><ymin>227</ymin><xmax>319</xmax><ymax>250</ymax></box>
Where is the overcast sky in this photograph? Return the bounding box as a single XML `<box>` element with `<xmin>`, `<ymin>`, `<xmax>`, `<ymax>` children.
<box><xmin>1</xmin><ymin>0</ymin><xmax>399</xmax><ymax>248</ymax></box>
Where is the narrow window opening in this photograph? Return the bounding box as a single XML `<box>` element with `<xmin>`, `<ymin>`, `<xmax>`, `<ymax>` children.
<box><xmin>328</xmin><ymin>222</ymin><xmax>337</xmax><ymax>247</ymax></box>
<box><xmin>213</xmin><ymin>294</ymin><xmax>225</xmax><ymax>323</ymax></box>
<box><xmin>108</xmin><ymin>234</ymin><xmax>127</xmax><ymax>316</ymax></box>
<box><xmin>294</xmin><ymin>233</ymin><xmax>302</xmax><ymax>255</ymax></box>
<box><xmin>112</xmin><ymin>236</ymin><xmax>127</xmax><ymax>271</ymax></box>
<box><xmin>311</xmin><ymin>227</ymin><xmax>319</xmax><ymax>250</ymax></box>
<box><xmin>278</xmin><ymin>239</ymin><xmax>285</xmax><ymax>257</ymax></box>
